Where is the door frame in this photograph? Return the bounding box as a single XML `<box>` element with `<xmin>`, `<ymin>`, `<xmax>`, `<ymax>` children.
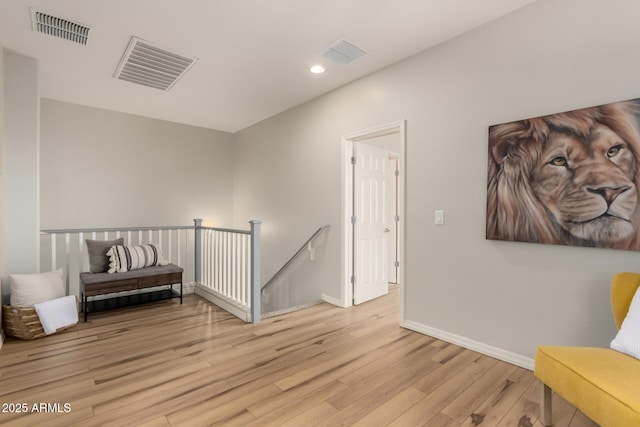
<box><xmin>341</xmin><ymin>120</ymin><xmax>406</xmax><ymax>321</ymax></box>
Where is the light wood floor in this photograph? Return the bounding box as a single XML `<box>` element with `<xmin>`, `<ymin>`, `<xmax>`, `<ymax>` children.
<box><xmin>0</xmin><ymin>286</ymin><xmax>597</xmax><ymax>427</ymax></box>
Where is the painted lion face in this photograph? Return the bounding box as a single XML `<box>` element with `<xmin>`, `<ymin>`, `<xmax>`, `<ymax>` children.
<box><xmin>530</xmin><ymin>124</ymin><xmax>638</xmax><ymax>243</ymax></box>
<box><xmin>487</xmin><ymin>100</ymin><xmax>640</xmax><ymax>250</ymax></box>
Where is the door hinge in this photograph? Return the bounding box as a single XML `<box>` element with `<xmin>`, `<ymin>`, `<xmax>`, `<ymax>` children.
<box><xmin>351</xmin><ymin>215</ymin><xmax>356</xmax><ymax>224</ymax></box>
<box><xmin>395</xmin><ymin>215</ymin><xmax>400</xmax><ymax>222</ymax></box>
<box><xmin>351</xmin><ymin>156</ymin><xmax>357</xmax><ymax>165</ymax></box>
<box><xmin>395</xmin><ymin>169</ymin><xmax>399</xmax><ymax>177</ymax></box>
<box><xmin>394</xmin><ymin>261</ymin><xmax>400</xmax><ymax>268</ymax></box>
<box><xmin>350</xmin><ymin>276</ymin><xmax>356</xmax><ymax>284</ymax></box>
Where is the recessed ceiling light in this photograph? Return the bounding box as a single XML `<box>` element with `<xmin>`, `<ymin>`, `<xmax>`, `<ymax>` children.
<box><xmin>310</xmin><ymin>65</ymin><xmax>325</xmax><ymax>74</ymax></box>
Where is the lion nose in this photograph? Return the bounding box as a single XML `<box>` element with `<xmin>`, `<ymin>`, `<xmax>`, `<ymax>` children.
<box><xmin>587</xmin><ymin>186</ymin><xmax>630</xmax><ymax>205</ymax></box>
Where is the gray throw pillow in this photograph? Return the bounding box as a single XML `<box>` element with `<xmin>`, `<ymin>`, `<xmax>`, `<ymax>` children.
<box><xmin>86</xmin><ymin>238</ymin><xmax>124</xmax><ymax>273</ymax></box>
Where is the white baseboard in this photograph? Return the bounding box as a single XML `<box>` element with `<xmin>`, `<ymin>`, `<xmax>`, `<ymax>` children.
<box><xmin>321</xmin><ymin>294</ymin><xmax>347</xmax><ymax>308</ymax></box>
<box><xmin>401</xmin><ymin>319</ymin><xmax>534</xmax><ymax>371</ymax></box>
<box><xmin>195</xmin><ymin>284</ymin><xmax>250</xmax><ymax>322</ymax></box>
<box><xmin>263</xmin><ymin>301</ymin><xmax>323</xmax><ymax>318</ymax></box>
<box><xmin>174</xmin><ymin>282</ymin><xmax>195</xmax><ymax>294</ymax></box>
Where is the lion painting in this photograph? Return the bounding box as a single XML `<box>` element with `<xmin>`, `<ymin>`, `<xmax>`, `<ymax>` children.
<box><xmin>486</xmin><ymin>99</ymin><xmax>640</xmax><ymax>250</ymax></box>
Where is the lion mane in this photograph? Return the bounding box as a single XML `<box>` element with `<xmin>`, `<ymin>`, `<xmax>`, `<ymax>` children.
<box><xmin>486</xmin><ymin>100</ymin><xmax>640</xmax><ymax>250</ymax></box>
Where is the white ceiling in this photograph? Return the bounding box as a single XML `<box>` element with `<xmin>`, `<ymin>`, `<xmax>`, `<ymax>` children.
<box><xmin>0</xmin><ymin>0</ymin><xmax>536</xmax><ymax>133</ymax></box>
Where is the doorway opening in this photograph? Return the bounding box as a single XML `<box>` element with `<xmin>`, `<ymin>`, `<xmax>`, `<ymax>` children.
<box><xmin>341</xmin><ymin>120</ymin><xmax>405</xmax><ymax>321</ymax></box>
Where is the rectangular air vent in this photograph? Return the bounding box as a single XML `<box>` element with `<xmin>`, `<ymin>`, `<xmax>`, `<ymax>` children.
<box><xmin>114</xmin><ymin>37</ymin><xmax>198</xmax><ymax>91</ymax></box>
<box><xmin>30</xmin><ymin>8</ymin><xmax>91</xmax><ymax>45</ymax></box>
<box><xmin>321</xmin><ymin>38</ymin><xmax>367</xmax><ymax>65</ymax></box>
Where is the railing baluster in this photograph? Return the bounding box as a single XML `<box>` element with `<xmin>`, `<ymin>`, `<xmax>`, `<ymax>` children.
<box><xmin>211</xmin><ymin>231</ymin><xmax>215</xmax><ymax>289</ymax></box>
<box><xmin>229</xmin><ymin>233</ymin><xmax>233</xmax><ymax>301</ymax></box>
<box><xmin>221</xmin><ymin>232</ymin><xmax>226</xmax><ymax>295</ymax></box>
<box><xmin>243</xmin><ymin>235</ymin><xmax>248</xmax><ymax>305</ymax></box>
<box><xmin>51</xmin><ymin>233</ymin><xmax>57</xmax><ymax>270</ymax></box>
<box><xmin>216</xmin><ymin>231</ymin><xmax>221</xmax><ymax>292</ymax></box>
<box><xmin>194</xmin><ymin>219</ymin><xmax>202</xmax><ymax>285</ymax></box>
<box><xmin>204</xmin><ymin>229</ymin><xmax>210</xmax><ymax>288</ymax></box>
<box><xmin>231</xmin><ymin>233</ymin><xmax>236</xmax><ymax>302</ymax></box>
<box><xmin>201</xmin><ymin>229</ymin><xmax>206</xmax><ymax>287</ymax></box>
<box><xmin>78</xmin><ymin>232</ymin><xmax>84</xmax><ymax>298</ymax></box>
<box><xmin>224</xmin><ymin>233</ymin><xmax>231</xmax><ymax>295</ymax></box>
<box><xmin>212</xmin><ymin>230</ymin><xmax>217</xmax><ymax>292</ymax></box>
<box><xmin>208</xmin><ymin>230</ymin><xmax>216</xmax><ymax>289</ymax></box>
<box><xmin>177</xmin><ymin>230</ymin><xmax>182</xmax><ymax>268</ymax></box>
<box><xmin>186</xmin><ymin>230</ymin><xmax>191</xmax><ymax>283</ymax></box>
<box><xmin>236</xmin><ymin>234</ymin><xmax>241</xmax><ymax>303</ymax></box>
<box><xmin>221</xmin><ymin>232</ymin><xmax>225</xmax><ymax>294</ymax></box>
<box><xmin>211</xmin><ymin>231</ymin><xmax>215</xmax><ymax>290</ymax></box>
<box><xmin>239</xmin><ymin>235</ymin><xmax>244</xmax><ymax>305</ymax></box>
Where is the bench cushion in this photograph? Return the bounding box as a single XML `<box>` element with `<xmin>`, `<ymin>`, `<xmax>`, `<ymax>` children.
<box><xmin>80</xmin><ymin>263</ymin><xmax>183</xmax><ymax>285</ymax></box>
<box><xmin>535</xmin><ymin>345</ymin><xmax>640</xmax><ymax>426</ymax></box>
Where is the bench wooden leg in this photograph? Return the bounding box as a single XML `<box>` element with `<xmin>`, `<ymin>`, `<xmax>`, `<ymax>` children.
<box><xmin>83</xmin><ymin>293</ymin><xmax>88</xmax><ymax>323</ymax></box>
<box><xmin>180</xmin><ymin>282</ymin><xmax>183</xmax><ymax>304</ymax></box>
<box><xmin>541</xmin><ymin>383</ymin><xmax>552</xmax><ymax>426</ymax></box>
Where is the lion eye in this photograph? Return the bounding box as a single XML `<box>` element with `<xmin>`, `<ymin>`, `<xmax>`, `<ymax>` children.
<box><xmin>607</xmin><ymin>144</ymin><xmax>623</xmax><ymax>158</ymax></box>
<box><xmin>550</xmin><ymin>156</ymin><xmax>568</xmax><ymax>167</ymax></box>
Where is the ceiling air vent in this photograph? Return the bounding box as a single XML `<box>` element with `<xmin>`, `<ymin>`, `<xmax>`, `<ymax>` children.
<box><xmin>114</xmin><ymin>37</ymin><xmax>198</xmax><ymax>91</ymax></box>
<box><xmin>30</xmin><ymin>8</ymin><xmax>91</xmax><ymax>45</ymax></box>
<box><xmin>321</xmin><ymin>38</ymin><xmax>367</xmax><ymax>65</ymax></box>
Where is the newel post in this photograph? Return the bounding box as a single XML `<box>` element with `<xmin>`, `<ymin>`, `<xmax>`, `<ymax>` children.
<box><xmin>250</xmin><ymin>220</ymin><xmax>262</xmax><ymax>323</ymax></box>
<box><xmin>194</xmin><ymin>218</ymin><xmax>203</xmax><ymax>284</ymax></box>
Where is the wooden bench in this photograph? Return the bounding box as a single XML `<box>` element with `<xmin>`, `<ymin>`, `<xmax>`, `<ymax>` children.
<box><xmin>79</xmin><ymin>264</ymin><xmax>183</xmax><ymax>322</ymax></box>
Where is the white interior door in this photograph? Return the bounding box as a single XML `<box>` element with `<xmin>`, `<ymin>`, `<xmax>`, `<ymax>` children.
<box><xmin>353</xmin><ymin>142</ymin><xmax>389</xmax><ymax>304</ymax></box>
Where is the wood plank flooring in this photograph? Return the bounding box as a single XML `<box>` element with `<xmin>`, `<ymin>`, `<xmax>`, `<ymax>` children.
<box><xmin>0</xmin><ymin>286</ymin><xmax>597</xmax><ymax>426</ymax></box>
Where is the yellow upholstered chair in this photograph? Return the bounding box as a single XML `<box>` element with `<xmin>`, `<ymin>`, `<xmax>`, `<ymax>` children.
<box><xmin>534</xmin><ymin>272</ymin><xmax>640</xmax><ymax>426</ymax></box>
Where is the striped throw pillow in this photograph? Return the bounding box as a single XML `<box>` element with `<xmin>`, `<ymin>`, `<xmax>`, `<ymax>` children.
<box><xmin>106</xmin><ymin>243</ymin><xmax>168</xmax><ymax>273</ymax></box>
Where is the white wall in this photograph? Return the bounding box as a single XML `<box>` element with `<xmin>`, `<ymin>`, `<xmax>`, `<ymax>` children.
<box><xmin>233</xmin><ymin>0</ymin><xmax>640</xmax><ymax>363</ymax></box>
<box><xmin>40</xmin><ymin>99</ymin><xmax>235</xmax><ymax>229</ymax></box>
<box><xmin>233</xmin><ymin>100</ymin><xmax>344</xmax><ymax>298</ymax></box>
<box><xmin>2</xmin><ymin>51</ymin><xmax>39</xmax><ymax>304</ymax></box>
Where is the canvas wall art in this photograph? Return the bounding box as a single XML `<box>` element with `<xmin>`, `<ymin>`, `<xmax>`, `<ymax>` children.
<box><xmin>486</xmin><ymin>98</ymin><xmax>640</xmax><ymax>250</ymax></box>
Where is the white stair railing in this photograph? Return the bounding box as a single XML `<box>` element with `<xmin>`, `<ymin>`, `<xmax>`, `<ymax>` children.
<box><xmin>40</xmin><ymin>219</ymin><xmax>262</xmax><ymax>323</ymax></box>
<box><xmin>194</xmin><ymin>220</ymin><xmax>261</xmax><ymax>322</ymax></box>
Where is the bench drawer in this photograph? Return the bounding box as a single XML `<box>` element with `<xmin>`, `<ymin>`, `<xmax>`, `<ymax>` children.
<box><xmin>84</xmin><ymin>279</ymin><xmax>138</xmax><ymax>296</ymax></box>
<box><xmin>138</xmin><ymin>272</ymin><xmax>182</xmax><ymax>289</ymax></box>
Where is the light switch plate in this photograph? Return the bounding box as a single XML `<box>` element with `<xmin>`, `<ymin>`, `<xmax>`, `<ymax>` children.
<box><xmin>435</xmin><ymin>210</ymin><xmax>445</xmax><ymax>225</ymax></box>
